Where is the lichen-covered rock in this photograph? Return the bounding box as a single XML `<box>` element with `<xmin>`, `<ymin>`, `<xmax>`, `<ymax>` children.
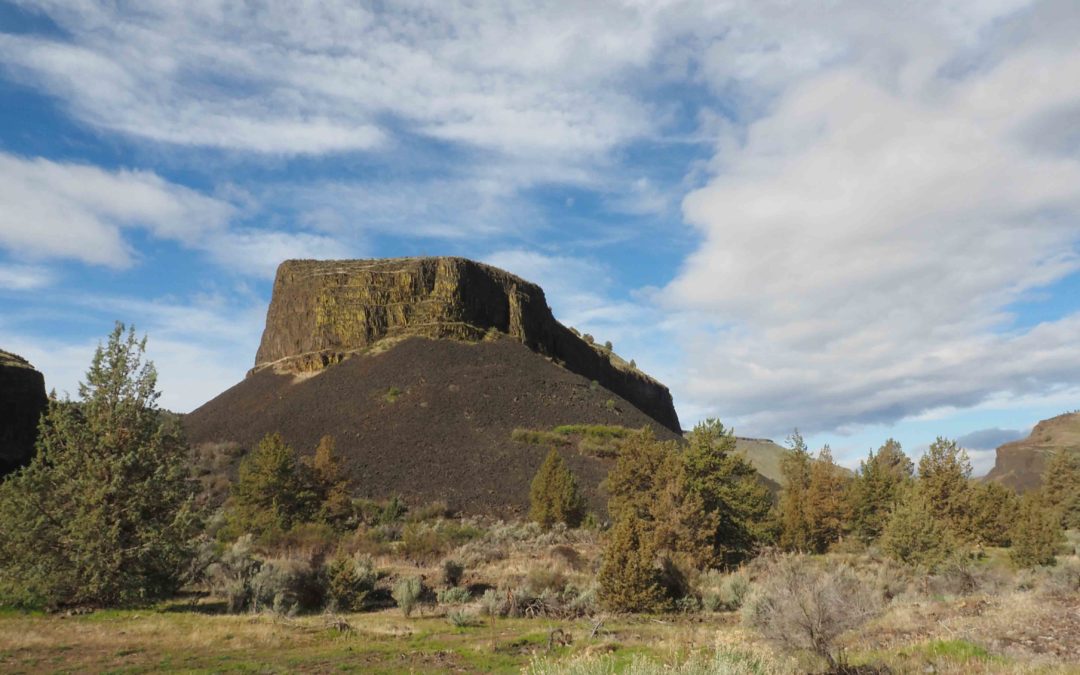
<box><xmin>254</xmin><ymin>257</ymin><xmax>681</xmax><ymax>432</ymax></box>
<box><xmin>0</xmin><ymin>350</ymin><xmax>48</xmax><ymax>476</ymax></box>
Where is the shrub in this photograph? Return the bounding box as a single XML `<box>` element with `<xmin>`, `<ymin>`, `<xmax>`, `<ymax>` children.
<box><xmin>437</xmin><ymin>586</ymin><xmax>471</xmax><ymax>605</ymax></box>
<box><xmin>447</xmin><ymin>609</ymin><xmax>479</xmax><ymax>627</ymax></box>
<box><xmin>529</xmin><ymin>449</ymin><xmax>587</xmax><ymax>529</ymax></box>
<box><xmin>379</xmin><ymin>495</ymin><xmax>408</xmax><ymax>524</ymax></box>
<box><xmin>205</xmin><ymin>535</ymin><xmax>261</xmax><ymax>613</ymax></box>
<box><xmin>1040</xmin><ymin>557</ymin><xmax>1080</xmax><ymax>599</ymax></box>
<box><xmin>598</xmin><ymin>515</ymin><xmax>665</xmax><ymax>612</ymax></box>
<box><xmin>250</xmin><ymin>556</ymin><xmax>324</xmax><ymax>615</ymax></box>
<box><xmin>393</xmin><ymin>576</ymin><xmax>423</xmax><ymax>617</ymax></box>
<box><xmin>525</xmin><ymin>567</ymin><xmax>567</xmax><ymax>596</ymax></box>
<box><xmin>479</xmin><ymin>588</ymin><xmax>504</xmax><ymax>617</ymax></box>
<box><xmin>325</xmin><ymin>553</ymin><xmax>377</xmax><ymax>612</ymax></box>
<box><xmin>442</xmin><ymin>559</ymin><xmax>465</xmax><ymax>587</ymax></box>
<box><xmin>742</xmin><ymin>555</ymin><xmax>882</xmax><ymax>669</ymax></box>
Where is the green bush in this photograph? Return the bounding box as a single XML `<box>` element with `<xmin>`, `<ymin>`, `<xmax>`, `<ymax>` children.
<box><xmin>325</xmin><ymin>553</ymin><xmax>377</xmax><ymax>612</ymax></box>
<box><xmin>529</xmin><ymin>449</ymin><xmax>586</xmax><ymax>529</ymax></box>
<box><xmin>393</xmin><ymin>576</ymin><xmax>423</xmax><ymax>617</ymax></box>
<box><xmin>598</xmin><ymin>515</ymin><xmax>665</xmax><ymax>612</ymax></box>
<box><xmin>205</xmin><ymin>535</ymin><xmax>261</xmax><ymax>613</ymax></box>
<box><xmin>437</xmin><ymin>586</ymin><xmax>471</xmax><ymax>605</ymax></box>
<box><xmin>251</xmin><ymin>556</ymin><xmax>324</xmax><ymax>616</ymax></box>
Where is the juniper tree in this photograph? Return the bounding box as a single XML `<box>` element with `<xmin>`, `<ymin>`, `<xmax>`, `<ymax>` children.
<box><xmin>598</xmin><ymin>514</ymin><xmax>665</xmax><ymax>612</ymax></box>
<box><xmin>0</xmin><ymin>323</ymin><xmax>199</xmax><ymax>608</ymax></box>
<box><xmin>968</xmin><ymin>481</ymin><xmax>1019</xmax><ymax>547</ymax></box>
<box><xmin>778</xmin><ymin>431</ymin><xmax>814</xmax><ymax>552</ymax></box>
<box><xmin>849</xmin><ymin>439</ymin><xmax>913</xmax><ymax>544</ymax></box>
<box><xmin>528</xmin><ymin>448</ymin><xmax>586</xmax><ymax>528</ymax></box>
<box><xmin>881</xmin><ymin>487</ymin><xmax>953</xmax><ymax>570</ymax></box>
<box><xmin>308</xmin><ymin>435</ymin><xmax>353</xmax><ymax>528</ymax></box>
<box><xmin>683</xmin><ymin>419</ymin><xmax>772</xmax><ymax>567</ymax></box>
<box><xmin>223</xmin><ymin>433</ymin><xmax>319</xmax><ymax>539</ymax></box>
<box><xmin>917</xmin><ymin>437</ymin><xmax>973</xmax><ymax>540</ymax></box>
<box><xmin>804</xmin><ymin>446</ymin><xmax>850</xmax><ymax>552</ymax></box>
<box><xmin>1039</xmin><ymin>449</ymin><xmax>1080</xmax><ymax>530</ymax></box>
<box><xmin>1010</xmin><ymin>493</ymin><xmax>1063</xmax><ymax>568</ymax></box>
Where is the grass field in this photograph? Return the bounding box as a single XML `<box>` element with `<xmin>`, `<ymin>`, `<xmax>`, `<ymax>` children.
<box><xmin>2</xmin><ymin>589</ymin><xmax>1078</xmax><ymax>675</ymax></box>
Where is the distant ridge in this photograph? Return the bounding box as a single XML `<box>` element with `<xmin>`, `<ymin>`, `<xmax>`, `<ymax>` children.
<box><xmin>983</xmin><ymin>411</ymin><xmax>1080</xmax><ymax>492</ymax></box>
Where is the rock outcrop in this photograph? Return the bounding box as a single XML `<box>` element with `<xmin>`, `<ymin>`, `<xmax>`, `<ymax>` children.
<box><xmin>253</xmin><ymin>257</ymin><xmax>680</xmax><ymax>433</ymax></box>
<box><xmin>983</xmin><ymin>412</ymin><xmax>1080</xmax><ymax>492</ymax></box>
<box><xmin>0</xmin><ymin>350</ymin><xmax>48</xmax><ymax>476</ymax></box>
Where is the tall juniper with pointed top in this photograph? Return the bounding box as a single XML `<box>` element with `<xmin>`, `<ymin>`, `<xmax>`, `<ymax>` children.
<box><xmin>0</xmin><ymin>323</ymin><xmax>199</xmax><ymax>608</ymax></box>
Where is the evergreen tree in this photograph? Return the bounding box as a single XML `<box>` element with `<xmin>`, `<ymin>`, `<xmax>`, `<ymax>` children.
<box><xmin>0</xmin><ymin>323</ymin><xmax>198</xmax><ymax>608</ymax></box>
<box><xmin>605</xmin><ymin>428</ymin><xmax>676</xmax><ymax>522</ymax></box>
<box><xmin>917</xmin><ymin>437</ymin><xmax>973</xmax><ymax>539</ymax></box>
<box><xmin>1039</xmin><ymin>449</ymin><xmax>1080</xmax><ymax>530</ymax></box>
<box><xmin>650</xmin><ymin>451</ymin><xmax>717</xmax><ymax>570</ymax></box>
<box><xmin>850</xmin><ymin>439</ymin><xmax>913</xmax><ymax>544</ymax></box>
<box><xmin>968</xmin><ymin>481</ymin><xmax>1019</xmax><ymax>547</ymax></box>
<box><xmin>224</xmin><ymin>433</ymin><xmax>319</xmax><ymax>539</ymax></box>
<box><xmin>778</xmin><ymin>430</ymin><xmax>814</xmax><ymax>552</ymax></box>
<box><xmin>682</xmin><ymin>419</ymin><xmax>772</xmax><ymax>567</ymax></box>
<box><xmin>598</xmin><ymin>514</ymin><xmax>665</xmax><ymax>612</ymax></box>
<box><xmin>528</xmin><ymin>448</ymin><xmax>586</xmax><ymax>529</ymax></box>
<box><xmin>804</xmin><ymin>446</ymin><xmax>850</xmax><ymax>553</ymax></box>
<box><xmin>881</xmin><ymin>487</ymin><xmax>953</xmax><ymax>569</ymax></box>
<box><xmin>1010</xmin><ymin>494</ymin><xmax>1063</xmax><ymax>568</ymax></box>
<box><xmin>308</xmin><ymin>435</ymin><xmax>353</xmax><ymax>528</ymax></box>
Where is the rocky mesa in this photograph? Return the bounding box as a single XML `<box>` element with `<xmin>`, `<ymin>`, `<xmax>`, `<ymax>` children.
<box><xmin>252</xmin><ymin>257</ymin><xmax>680</xmax><ymax>433</ymax></box>
<box><xmin>0</xmin><ymin>350</ymin><xmax>48</xmax><ymax>477</ymax></box>
<box><xmin>983</xmin><ymin>411</ymin><xmax>1080</xmax><ymax>492</ymax></box>
<box><xmin>185</xmin><ymin>257</ymin><xmax>683</xmax><ymax>515</ymax></box>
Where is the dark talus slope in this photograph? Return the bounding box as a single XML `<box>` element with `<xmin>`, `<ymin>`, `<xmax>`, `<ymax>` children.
<box><xmin>983</xmin><ymin>412</ymin><xmax>1080</xmax><ymax>492</ymax></box>
<box><xmin>0</xmin><ymin>350</ymin><xmax>47</xmax><ymax>477</ymax></box>
<box><xmin>185</xmin><ymin>337</ymin><xmax>680</xmax><ymax>516</ymax></box>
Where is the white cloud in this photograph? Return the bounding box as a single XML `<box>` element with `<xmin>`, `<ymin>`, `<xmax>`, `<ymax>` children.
<box><xmin>0</xmin><ymin>153</ymin><xmax>233</xmax><ymax>268</ymax></box>
<box><xmin>0</xmin><ymin>152</ymin><xmax>351</xmax><ymax>279</ymax></box>
<box><xmin>0</xmin><ymin>263</ymin><xmax>54</xmax><ymax>290</ymax></box>
<box><xmin>0</xmin><ymin>1</ymin><xmax>674</xmax><ymax>160</ymax></box>
<box><xmin>664</xmin><ymin>0</ymin><xmax>1080</xmax><ymax>437</ymax></box>
<box><xmin>1</xmin><ymin>291</ymin><xmax>267</xmax><ymax>412</ymax></box>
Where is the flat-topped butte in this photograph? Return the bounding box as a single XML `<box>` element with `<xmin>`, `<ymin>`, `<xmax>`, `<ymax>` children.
<box><xmin>253</xmin><ymin>257</ymin><xmax>680</xmax><ymax>433</ymax></box>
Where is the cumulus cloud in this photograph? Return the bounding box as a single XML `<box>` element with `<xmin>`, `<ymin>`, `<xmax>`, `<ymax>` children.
<box><xmin>665</xmin><ymin>0</ymin><xmax>1080</xmax><ymax>437</ymax></box>
<box><xmin>0</xmin><ymin>152</ymin><xmax>233</xmax><ymax>268</ymax></box>
<box><xmin>0</xmin><ymin>152</ymin><xmax>350</xmax><ymax>278</ymax></box>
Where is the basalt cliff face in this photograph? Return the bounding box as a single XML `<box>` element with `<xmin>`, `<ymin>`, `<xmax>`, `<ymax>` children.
<box><xmin>984</xmin><ymin>412</ymin><xmax>1080</xmax><ymax>492</ymax></box>
<box><xmin>0</xmin><ymin>350</ymin><xmax>47</xmax><ymax>476</ymax></box>
<box><xmin>253</xmin><ymin>257</ymin><xmax>680</xmax><ymax>433</ymax></box>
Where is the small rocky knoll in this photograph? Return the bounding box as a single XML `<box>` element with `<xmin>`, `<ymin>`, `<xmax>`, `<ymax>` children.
<box><xmin>0</xmin><ymin>350</ymin><xmax>47</xmax><ymax>476</ymax></box>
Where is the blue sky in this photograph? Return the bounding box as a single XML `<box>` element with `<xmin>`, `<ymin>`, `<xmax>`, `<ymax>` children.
<box><xmin>2</xmin><ymin>0</ymin><xmax>1079</xmax><ymax>475</ymax></box>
